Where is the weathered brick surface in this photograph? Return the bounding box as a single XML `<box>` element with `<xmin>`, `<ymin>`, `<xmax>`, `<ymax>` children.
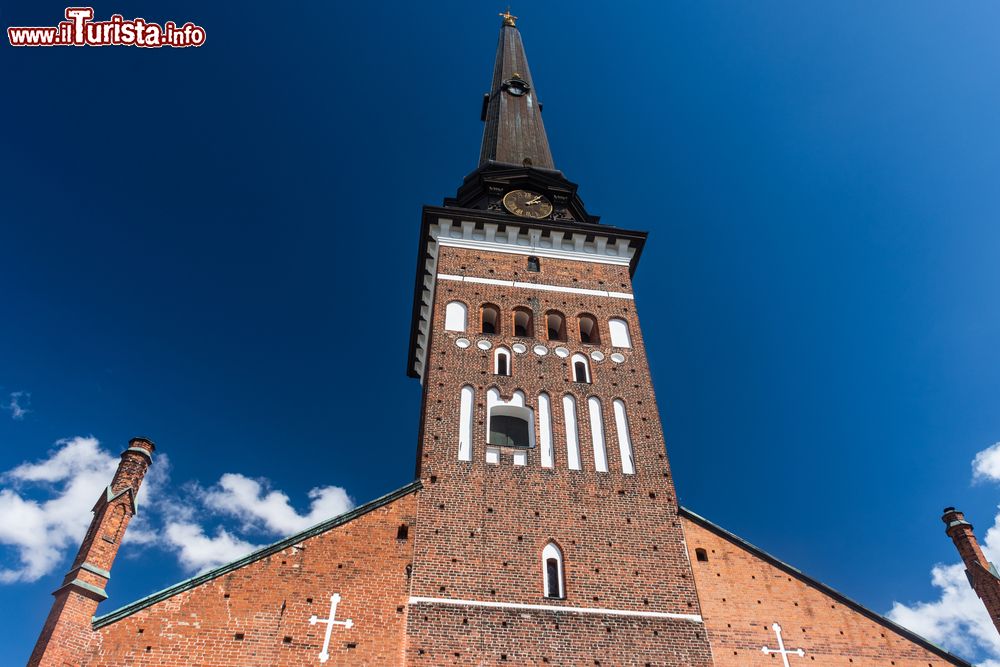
<box><xmin>29</xmin><ymin>439</ymin><xmax>155</xmax><ymax>667</ymax></box>
<box><xmin>407</xmin><ymin>246</ymin><xmax>714</xmax><ymax>665</ymax></box>
<box><xmin>942</xmin><ymin>508</ymin><xmax>1000</xmax><ymax>637</ymax></box>
<box><xmin>406</xmin><ymin>604</ymin><xmax>712</xmax><ymax>666</ymax></box>
<box><xmin>29</xmin><ymin>237</ymin><xmax>969</xmax><ymax>666</ymax></box>
<box><xmin>80</xmin><ymin>492</ymin><xmax>417</xmax><ymax>666</ymax></box>
<box><xmin>683</xmin><ymin>516</ymin><xmax>960</xmax><ymax>666</ymax></box>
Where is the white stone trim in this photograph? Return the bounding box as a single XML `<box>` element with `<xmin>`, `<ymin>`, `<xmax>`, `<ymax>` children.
<box><xmin>437</xmin><ymin>274</ymin><xmax>634</xmax><ymax>300</ymax></box>
<box><xmin>434</xmin><ymin>234</ymin><xmax>633</xmax><ymax>268</ymax></box>
<box><xmin>408</xmin><ymin>596</ymin><xmax>703</xmax><ymax>623</ymax></box>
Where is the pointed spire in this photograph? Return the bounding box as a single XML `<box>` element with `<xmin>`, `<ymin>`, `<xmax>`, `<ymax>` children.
<box><xmin>479</xmin><ymin>12</ymin><xmax>555</xmax><ymax>170</ymax></box>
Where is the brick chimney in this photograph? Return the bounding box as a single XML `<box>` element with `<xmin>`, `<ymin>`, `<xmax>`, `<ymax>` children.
<box><xmin>942</xmin><ymin>506</ymin><xmax>1000</xmax><ymax>636</ymax></box>
<box><xmin>28</xmin><ymin>437</ymin><xmax>156</xmax><ymax>667</ymax></box>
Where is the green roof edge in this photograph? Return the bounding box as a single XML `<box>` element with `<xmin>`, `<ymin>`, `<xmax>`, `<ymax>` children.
<box><xmin>92</xmin><ymin>479</ymin><xmax>422</xmax><ymax>629</ymax></box>
<box><xmin>678</xmin><ymin>506</ymin><xmax>972</xmax><ymax>667</ymax></box>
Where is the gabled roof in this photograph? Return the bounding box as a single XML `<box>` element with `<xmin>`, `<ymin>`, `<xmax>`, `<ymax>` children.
<box><xmin>679</xmin><ymin>506</ymin><xmax>972</xmax><ymax>666</ymax></box>
<box><xmin>92</xmin><ymin>485</ymin><xmax>137</xmax><ymax>514</ymax></box>
<box><xmin>92</xmin><ymin>480</ymin><xmax>422</xmax><ymax>629</ymax></box>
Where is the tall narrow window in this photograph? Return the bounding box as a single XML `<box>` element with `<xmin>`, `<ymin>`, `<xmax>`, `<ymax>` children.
<box><xmin>578</xmin><ymin>314</ymin><xmax>600</xmax><ymax>345</ymax></box>
<box><xmin>458</xmin><ymin>385</ymin><xmax>474</xmax><ymax>461</ymax></box>
<box><xmin>612</xmin><ymin>399</ymin><xmax>635</xmax><ymax>474</ymax></box>
<box><xmin>512</xmin><ymin>307</ymin><xmax>533</xmax><ymax>338</ymax></box>
<box><xmin>494</xmin><ymin>347</ymin><xmax>511</xmax><ymax>376</ymax></box>
<box><xmin>445</xmin><ymin>301</ymin><xmax>468</xmax><ymax>332</ymax></box>
<box><xmin>571</xmin><ymin>353</ymin><xmax>591</xmax><ymax>383</ymax></box>
<box><xmin>527</xmin><ymin>256</ymin><xmax>541</xmax><ymax>272</ymax></box>
<box><xmin>538</xmin><ymin>392</ymin><xmax>554</xmax><ymax>468</ymax></box>
<box><xmin>609</xmin><ymin>318</ymin><xmax>632</xmax><ymax>348</ymax></box>
<box><xmin>546</xmin><ymin>311</ymin><xmax>567</xmax><ymax>342</ymax></box>
<box><xmin>562</xmin><ymin>395</ymin><xmax>581</xmax><ymax>470</ymax></box>
<box><xmin>482</xmin><ymin>304</ymin><xmax>500</xmax><ymax>335</ymax></box>
<box><xmin>542</xmin><ymin>542</ymin><xmax>565</xmax><ymax>598</ymax></box>
<box><xmin>588</xmin><ymin>396</ymin><xmax>608</xmax><ymax>473</ymax></box>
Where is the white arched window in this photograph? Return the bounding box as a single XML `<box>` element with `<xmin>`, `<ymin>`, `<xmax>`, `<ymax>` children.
<box><xmin>612</xmin><ymin>399</ymin><xmax>635</xmax><ymax>474</ymax></box>
<box><xmin>494</xmin><ymin>347</ymin><xmax>512</xmax><ymax>376</ymax></box>
<box><xmin>542</xmin><ymin>542</ymin><xmax>565</xmax><ymax>599</ymax></box>
<box><xmin>587</xmin><ymin>396</ymin><xmax>608</xmax><ymax>472</ymax></box>
<box><xmin>609</xmin><ymin>318</ymin><xmax>632</xmax><ymax>348</ymax></box>
<box><xmin>538</xmin><ymin>392</ymin><xmax>554</xmax><ymax>468</ymax></box>
<box><xmin>562</xmin><ymin>395</ymin><xmax>581</xmax><ymax>470</ymax></box>
<box><xmin>445</xmin><ymin>301</ymin><xmax>467</xmax><ymax>332</ymax></box>
<box><xmin>571</xmin><ymin>353</ymin><xmax>591</xmax><ymax>383</ymax></box>
<box><xmin>487</xmin><ymin>389</ymin><xmax>535</xmax><ymax>449</ymax></box>
<box><xmin>458</xmin><ymin>385</ymin><xmax>474</xmax><ymax>461</ymax></box>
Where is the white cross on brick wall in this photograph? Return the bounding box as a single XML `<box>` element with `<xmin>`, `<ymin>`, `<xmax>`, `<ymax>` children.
<box><xmin>309</xmin><ymin>593</ymin><xmax>354</xmax><ymax>663</ymax></box>
<box><xmin>761</xmin><ymin>622</ymin><xmax>805</xmax><ymax>667</ymax></box>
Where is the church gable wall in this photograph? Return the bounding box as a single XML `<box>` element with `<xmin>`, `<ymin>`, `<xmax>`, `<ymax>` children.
<box><xmin>84</xmin><ymin>490</ymin><xmax>418</xmax><ymax>667</ymax></box>
<box><xmin>682</xmin><ymin>513</ymin><xmax>966</xmax><ymax>666</ymax></box>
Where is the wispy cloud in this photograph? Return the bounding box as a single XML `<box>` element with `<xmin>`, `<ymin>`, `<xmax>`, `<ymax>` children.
<box><xmin>887</xmin><ymin>442</ymin><xmax>1000</xmax><ymax>664</ymax></box>
<box><xmin>0</xmin><ymin>437</ymin><xmax>121</xmax><ymax>582</ymax></box>
<box><xmin>163</xmin><ymin>522</ymin><xmax>261</xmax><ymax>573</ymax></box>
<box><xmin>0</xmin><ymin>436</ymin><xmax>354</xmax><ymax>582</ymax></box>
<box><xmin>201</xmin><ymin>473</ymin><xmax>353</xmax><ymax>536</ymax></box>
<box><xmin>4</xmin><ymin>392</ymin><xmax>30</xmax><ymax>421</ymax></box>
<box><xmin>973</xmin><ymin>442</ymin><xmax>1000</xmax><ymax>484</ymax></box>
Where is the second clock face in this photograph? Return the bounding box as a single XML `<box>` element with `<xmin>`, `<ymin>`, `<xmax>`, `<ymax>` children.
<box><xmin>502</xmin><ymin>189</ymin><xmax>553</xmax><ymax>219</ymax></box>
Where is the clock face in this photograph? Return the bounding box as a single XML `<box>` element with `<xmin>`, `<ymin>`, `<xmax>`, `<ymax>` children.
<box><xmin>502</xmin><ymin>77</ymin><xmax>530</xmax><ymax>97</ymax></box>
<box><xmin>502</xmin><ymin>190</ymin><xmax>553</xmax><ymax>219</ymax></box>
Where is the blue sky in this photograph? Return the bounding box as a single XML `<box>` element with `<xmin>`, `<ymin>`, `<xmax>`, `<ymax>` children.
<box><xmin>2</xmin><ymin>0</ymin><xmax>1000</xmax><ymax>663</ymax></box>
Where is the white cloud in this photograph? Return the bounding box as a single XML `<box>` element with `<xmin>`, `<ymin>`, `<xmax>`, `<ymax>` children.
<box><xmin>201</xmin><ymin>473</ymin><xmax>354</xmax><ymax>535</ymax></box>
<box><xmin>4</xmin><ymin>391</ymin><xmax>30</xmax><ymax>420</ymax></box>
<box><xmin>0</xmin><ymin>437</ymin><xmax>118</xmax><ymax>582</ymax></box>
<box><xmin>974</xmin><ymin>443</ymin><xmax>1000</xmax><ymax>484</ymax></box>
<box><xmin>888</xmin><ymin>441</ymin><xmax>1000</xmax><ymax>665</ymax></box>
<box><xmin>163</xmin><ymin>522</ymin><xmax>260</xmax><ymax>574</ymax></box>
<box><xmin>0</xmin><ymin>436</ymin><xmax>353</xmax><ymax>583</ymax></box>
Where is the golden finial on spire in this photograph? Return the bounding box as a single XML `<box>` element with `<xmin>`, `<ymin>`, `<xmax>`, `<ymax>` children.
<box><xmin>499</xmin><ymin>8</ymin><xmax>517</xmax><ymax>27</ymax></box>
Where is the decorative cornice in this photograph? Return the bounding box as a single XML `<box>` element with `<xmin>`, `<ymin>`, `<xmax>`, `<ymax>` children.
<box><xmin>94</xmin><ymin>484</ymin><xmax>137</xmax><ymax>515</ymax></box>
<box><xmin>80</xmin><ymin>562</ymin><xmax>112</xmax><ymax>579</ymax></box>
<box><xmin>64</xmin><ymin>562</ymin><xmax>112</xmax><ymax>582</ymax></box>
<box><xmin>54</xmin><ymin>579</ymin><xmax>108</xmax><ymax>601</ymax></box>
<box><xmin>406</xmin><ymin>206</ymin><xmax>647</xmax><ymax>382</ymax></box>
<box><xmin>435</xmin><ymin>236</ymin><xmax>632</xmax><ymax>267</ymax></box>
<box><xmin>438</xmin><ymin>274</ymin><xmax>634</xmax><ymax>300</ymax></box>
<box><xmin>123</xmin><ymin>446</ymin><xmax>153</xmax><ymax>463</ymax></box>
<box><xmin>92</xmin><ymin>480</ymin><xmax>423</xmax><ymax>629</ymax></box>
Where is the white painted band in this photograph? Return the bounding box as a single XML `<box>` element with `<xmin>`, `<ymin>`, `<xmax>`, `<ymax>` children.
<box><xmin>437</xmin><ymin>274</ymin><xmax>634</xmax><ymax>300</ymax></box>
<box><xmin>408</xmin><ymin>596</ymin><xmax>703</xmax><ymax>623</ymax></box>
<box><xmin>435</xmin><ymin>236</ymin><xmax>633</xmax><ymax>267</ymax></box>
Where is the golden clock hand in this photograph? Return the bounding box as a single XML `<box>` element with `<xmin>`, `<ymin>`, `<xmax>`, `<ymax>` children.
<box><xmin>526</xmin><ymin>196</ymin><xmax>542</xmax><ymax>205</ymax></box>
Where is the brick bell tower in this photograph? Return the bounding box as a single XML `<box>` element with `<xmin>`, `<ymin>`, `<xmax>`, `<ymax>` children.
<box><xmin>404</xmin><ymin>11</ymin><xmax>714</xmax><ymax>665</ymax></box>
<box><xmin>28</xmin><ymin>437</ymin><xmax>155</xmax><ymax>667</ymax></box>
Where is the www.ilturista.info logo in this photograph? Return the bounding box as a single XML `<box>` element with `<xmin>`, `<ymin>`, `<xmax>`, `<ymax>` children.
<box><xmin>8</xmin><ymin>7</ymin><xmax>205</xmax><ymax>48</ymax></box>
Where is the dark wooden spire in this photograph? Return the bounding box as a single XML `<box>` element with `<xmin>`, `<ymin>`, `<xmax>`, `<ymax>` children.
<box><xmin>479</xmin><ymin>14</ymin><xmax>554</xmax><ymax>170</ymax></box>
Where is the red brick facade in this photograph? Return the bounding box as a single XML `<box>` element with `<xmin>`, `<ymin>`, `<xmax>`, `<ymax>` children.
<box><xmin>683</xmin><ymin>510</ymin><xmax>961</xmax><ymax>666</ymax></box>
<box><xmin>405</xmin><ymin>246</ymin><xmax>713</xmax><ymax>665</ymax></box>
<box><xmin>26</xmin><ymin>15</ymin><xmax>974</xmax><ymax>667</ymax></box>
<box><xmin>942</xmin><ymin>508</ymin><xmax>1000</xmax><ymax>637</ymax></box>
<box><xmin>31</xmin><ymin>484</ymin><xmax>418</xmax><ymax>667</ymax></box>
<box><xmin>29</xmin><ymin>438</ymin><xmax>155</xmax><ymax>667</ymax></box>
<box><xmin>27</xmin><ymin>243</ymin><xmax>968</xmax><ymax>666</ymax></box>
